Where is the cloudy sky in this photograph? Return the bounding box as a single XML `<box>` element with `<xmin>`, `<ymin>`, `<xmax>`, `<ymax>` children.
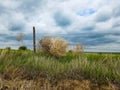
<box><xmin>0</xmin><ymin>0</ymin><xmax>120</xmax><ymax>52</ymax></box>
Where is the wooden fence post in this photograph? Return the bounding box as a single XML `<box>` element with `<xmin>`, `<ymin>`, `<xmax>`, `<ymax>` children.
<box><xmin>33</xmin><ymin>26</ymin><xmax>36</xmax><ymax>53</ymax></box>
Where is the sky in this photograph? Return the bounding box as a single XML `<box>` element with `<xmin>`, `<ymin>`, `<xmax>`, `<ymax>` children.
<box><xmin>0</xmin><ymin>0</ymin><xmax>120</xmax><ymax>52</ymax></box>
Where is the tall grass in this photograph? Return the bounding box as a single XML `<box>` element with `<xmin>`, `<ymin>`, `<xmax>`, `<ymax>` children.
<box><xmin>0</xmin><ymin>49</ymin><xmax>120</xmax><ymax>84</ymax></box>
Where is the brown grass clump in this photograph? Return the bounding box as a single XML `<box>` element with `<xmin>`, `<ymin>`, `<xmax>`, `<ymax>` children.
<box><xmin>50</xmin><ymin>37</ymin><xmax>68</xmax><ymax>58</ymax></box>
<box><xmin>69</xmin><ymin>43</ymin><xmax>84</xmax><ymax>56</ymax></box>
<box><xmin>74</xmin><ymin>43</ymin><xmax>84</xmax><ymax>53</ymax></box>
<box><xmin>0</xmin><ymin>78</ymin><xmax>119</xmax><ymax>90</ymax></box>
<box><xmin>39</xmin><ymin>36</ymin><xmax>68</xmax><ymax>58</ymax></box>
<box><xmin>39</xmin><ymin>36</ymin><xmax>52</xmax><ymax>53</ymax></box>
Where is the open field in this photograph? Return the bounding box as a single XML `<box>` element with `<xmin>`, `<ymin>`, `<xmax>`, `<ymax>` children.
<box><xmin>0</xmin><ymin>49</ymin><xmax>120</xmax><ymax>89</ymax></box>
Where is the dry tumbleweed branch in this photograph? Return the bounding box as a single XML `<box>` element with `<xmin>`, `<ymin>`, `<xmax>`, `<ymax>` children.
<box><xmin>39</xmin><ymin>36</ymin><xmax>68</xmax><ymax>58</ymax></box>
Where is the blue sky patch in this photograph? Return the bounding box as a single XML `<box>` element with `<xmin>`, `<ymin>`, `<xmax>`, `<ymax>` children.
<box><xmin>77</xmin><ymin>8</ymin><xmax>96</xmax><ymax>16</ymax></box>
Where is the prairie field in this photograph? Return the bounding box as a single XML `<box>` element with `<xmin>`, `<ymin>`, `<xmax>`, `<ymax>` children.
<box><xmin>0</xmin><ymin>49</ymin><xmax>120</xmax><ymax>90</ymax></box>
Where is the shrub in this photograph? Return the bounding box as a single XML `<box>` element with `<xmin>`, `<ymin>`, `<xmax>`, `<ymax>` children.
<box><xmin>73</xmin><ymin>43</ymin><xmax>84</xmax><ymax>53</ymax></box>
<box><xmin>5</xmin><ymin>47</ymin><xmax>11</xmax><ymax>50</ymax></box>
<box><xmin>68</xmin><ymin>50</ymin><xmax>72</xmax><ymax>53</ymax></box>
<box><xmin>50</xmin><ymin>37</ymin><xmax>68</xmax><ymax>58</ymax></box>
<box><xmin>18</xmin><ymin>46</ymin><xmax>27</xmax><ymax>50</ymax></box>
<box><xmin>16</xmin><ymin>33</ymin><xmax>25</xmax><ymax>42</ymax></box>
<box><xmin>39</xmin><ymin>36</ymin><xmax>52</xmax><ymax>53</ymax></box>
<box><xmin>39</xmin><ymin>36</ymin><xmax>68</xmax><ymax>58</ymax></box>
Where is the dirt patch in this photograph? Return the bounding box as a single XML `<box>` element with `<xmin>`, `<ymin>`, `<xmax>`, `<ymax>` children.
<box><xmin>0</xmin><ymin>78</ymin><xmax>119</xmax><ymax>90</ymax></box>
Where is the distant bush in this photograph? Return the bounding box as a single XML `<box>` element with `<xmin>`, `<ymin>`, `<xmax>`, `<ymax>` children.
<box><xmin>68</xmin><ymin>50</ymin><xmax>73</xmax><ymax>53</ymax></box>
<box><xmin>73</xmin><ymin>43</ymin><xmax>84</xmax><ymax>53</ymax></box>
<box><xmin>19</xmin><ymin>46</ymin><xmax>27</xmax><ymax>50</ymax></box>
<box><xmin>39</xmin><ymin>36</ymin><xmax>68</xmax><ymax>58</ymax></box>
<box><xmin>5</xmin><ymin>47</ymin><xmax>11</xmax><ymax>50</ymax></box>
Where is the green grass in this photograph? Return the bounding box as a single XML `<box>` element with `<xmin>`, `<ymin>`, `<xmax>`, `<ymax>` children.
<box><xmin>0</xmin><ymin>49</ymin><xmax>120</xmax><ymax>84</ymax></box>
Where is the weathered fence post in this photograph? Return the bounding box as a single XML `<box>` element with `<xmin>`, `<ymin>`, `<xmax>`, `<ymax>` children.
<box><xmin>33</xmin><ymin>26</ymin><xmax>36</xmax><ymax>53</ymax></box>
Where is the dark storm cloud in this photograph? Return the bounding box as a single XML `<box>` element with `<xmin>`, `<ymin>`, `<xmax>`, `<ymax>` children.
<box><xmin>54</xmin><ymin>11</ymin><xmax>71</xmax><ymax>27</ymax></box>
<box><xmin>17</xmin><ymin>0</ymin><xmax>44</xmax><ymax>14</ymax></box>
<box><xmin>0</xmin><ymin>34</ymin><xmax>7</xmax><ymax>37</ymax></box>
<box><xmin>113</xmin><ymin>6</ymin><xmax>120</xmax><ymax>17</ymax></box>
<box><xmin>18</xmin><ymin>33</ymin><xmax>43</xmax><ymax>41</ymax></box>
<box><xmin>5</xmin><ymin>35</ymin><xmax>16</xmax><ymax>41</ymax></box>
<box><xmin>82</xmin><ymin>24</ymin><xmax>95</xmax><ymax>31</ymax></box>
<box><xmin>24</xmin><ymin>34</ymin><xmax>33</xmax><ymax>40</ymax></box>
<box><xmin>112</xmin><ymin>19</ymin><xmax>120</xmax><ymax>28</ymax></box>
<box><xmin>9</xmin><ymin>23</ymin><xmax>24</xmax><ymax>31</ymax></box>
<box><xmin>0</xmin><ymin>6</ymin><xmax>6</xmax><ymax>15</ymax></box>
<box><xmin>113</xmin><ymin>22</ymin><xmax>120</xmax><ymax>28</ymax></box>
<box><xmin>95</xmin><ymin>14</ymin><xmax>111</xmax><ymax>22</ymax></box>
<box><xmin>59</xmin><ymin>33</ymin><xmax>118</xmax><ymax>46</ymax></box>
<box><xmin>0</xmin><ymin>34</ymin><xmax>16</xmax><ymax>42</ymax></box>
<box><xmin>95</xmin><ymin>7</ymin><xmax>112</xmax><ymax>22</ymax></box>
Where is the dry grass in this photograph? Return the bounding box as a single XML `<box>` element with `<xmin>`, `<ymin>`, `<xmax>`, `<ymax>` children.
<box><xmin>39</xmin><ymin>36</ymin><xmax>68</xmax><ymax>58</ymax></box>
<box><xmin>73</xmin><ymin>43</ymin><xmax>84</xmax><ymax>53</ymax></box>
<box><xmin>0</xmin><ymin>78</ymin><xmax>118</xmax><ymax>90</ymax></box>
<box><xmin>39</xmin><ymin>36</ymin><xmax>52</xmax><ymax>53</ymax></box>
<box><xmin>50</xmin><ymin>37</ymin><xmax>68</xmax><ymax>58</ymax></box>
<box><xmin>0</xmin><ymin>50</ymin><xmax>120</xmax><ymax>89</ymax></box>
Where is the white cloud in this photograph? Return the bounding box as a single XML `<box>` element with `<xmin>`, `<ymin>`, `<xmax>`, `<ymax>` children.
<box><xmin>0</xmin><ymin>0</ymin><xmax>21</xmax><ymax>9</ymax></box>
<box><xmin>95</xmin><ymin>6</ymin><xmax>112</xmax><ymax>22</ymax></box>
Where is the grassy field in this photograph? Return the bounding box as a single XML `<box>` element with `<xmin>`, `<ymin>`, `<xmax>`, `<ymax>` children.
<box><xmin>0</xmin><ymin>49</ymin><xmax>120</xmax><ymax>89</ymax></box>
